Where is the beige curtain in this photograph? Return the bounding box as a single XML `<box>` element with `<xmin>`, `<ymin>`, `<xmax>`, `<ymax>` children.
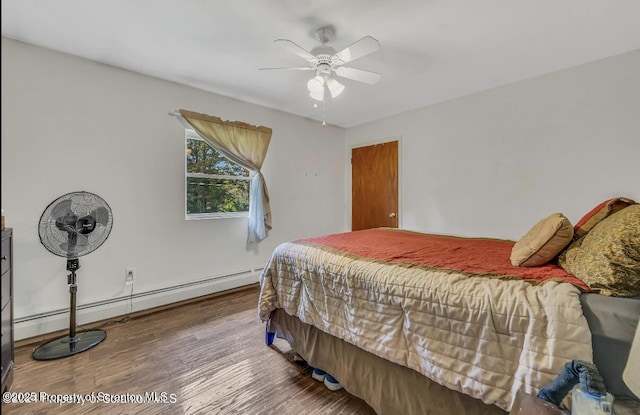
<box><xmin>179</xmin><ymin>109</ymin><xmax>273</xmax><ymax>243</ymax></box>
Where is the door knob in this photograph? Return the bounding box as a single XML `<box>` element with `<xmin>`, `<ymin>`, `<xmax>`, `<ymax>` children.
<box><xmin>389</xmin><ymin>212</ymin><xmax>396</xmax><ymax>218</ymax></box>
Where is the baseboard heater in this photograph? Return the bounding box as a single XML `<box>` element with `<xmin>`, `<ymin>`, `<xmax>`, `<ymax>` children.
<box><xmin>15</xmin><ymin>268</ymin><xmax>262</xmax><ymax>340</ymax></box>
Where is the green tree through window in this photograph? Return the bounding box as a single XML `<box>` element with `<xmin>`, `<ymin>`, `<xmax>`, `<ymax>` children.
<box><xmin>185</xmin><ymin>130</ymin><xmax>250</xmax><ymax>217</ymax></box>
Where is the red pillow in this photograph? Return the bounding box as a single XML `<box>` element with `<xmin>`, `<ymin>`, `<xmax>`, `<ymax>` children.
<box><xmin>574</xmin><ymin>197</ymin><xmax>636</xmax><ymax>239</ymax></box>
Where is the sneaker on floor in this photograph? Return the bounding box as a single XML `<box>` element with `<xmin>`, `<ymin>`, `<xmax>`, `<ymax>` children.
<box><xmin>312</xmin><ymin>368</ymin><xmax>326</xmax><ymax>382</ymax></box>
<box><xmin>324</xmin><ymin>374</ymin><xmax>343</xmax><ymax>391</ymax></box>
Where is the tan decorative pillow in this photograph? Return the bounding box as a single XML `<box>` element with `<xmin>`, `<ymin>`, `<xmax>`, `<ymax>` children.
<box><xmin>510</xmin><ymin>213</ymin><xmax>574</xmax><ymax>267</ymax></box>
<box><xmin>558</xmin><ymin>205</ymin><xmax>640</xmax><ymax>297</ymax></box>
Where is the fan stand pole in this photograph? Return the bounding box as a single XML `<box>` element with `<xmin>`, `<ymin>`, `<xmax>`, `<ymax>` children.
<box><xmin>69</xmin><ymin>271</ymin><xmax>77</xmax><ymax>340</ymax></box>
<box><xmin>32</xmin><ymin>259</ymin><xmax>107</xmax><ymax>360</ymax></box>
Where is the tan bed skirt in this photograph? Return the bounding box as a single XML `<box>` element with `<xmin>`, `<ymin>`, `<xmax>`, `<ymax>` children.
<box><xmin>268</xmin><ymin>308</ymin><xmax>508</xmax><ymax>415</ymax></box>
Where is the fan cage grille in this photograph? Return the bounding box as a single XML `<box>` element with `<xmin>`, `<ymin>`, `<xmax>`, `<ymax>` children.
<box><xmin>39</xmin><ymin>191</ymin><xmax>113</xmax><ymax>259</ymax></box>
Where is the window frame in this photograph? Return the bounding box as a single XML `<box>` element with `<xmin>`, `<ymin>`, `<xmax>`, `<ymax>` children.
<box><xmin>184</xmin><ymin>129</ymin><xmax>251</xmax><ymax>220</ymax></box>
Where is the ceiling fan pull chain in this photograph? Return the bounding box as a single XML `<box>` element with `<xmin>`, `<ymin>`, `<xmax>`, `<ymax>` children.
<box><xmin>322</xmin><ymin>99</ymin><xmax>326</xmax><ymax>127</ymax></box>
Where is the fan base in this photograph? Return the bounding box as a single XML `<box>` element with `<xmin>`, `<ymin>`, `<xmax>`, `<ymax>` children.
<box><xmin>32</xmin><ymin>329</ymin><xmax>106</xmax><ymax>360</ymax></box>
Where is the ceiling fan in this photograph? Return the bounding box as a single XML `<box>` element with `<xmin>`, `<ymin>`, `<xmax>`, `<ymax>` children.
<box><xmin>260</xmin><ymin>25</ymin><xmax>381</xmax><ymax>102</ymax></box>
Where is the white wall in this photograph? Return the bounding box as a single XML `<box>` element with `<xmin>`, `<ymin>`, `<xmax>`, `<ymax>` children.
<box><xmin>1</xmin><ymin>38</ymin><xmax>346</xmax><ymax>339</ymax></box>
<box><xmin>346</xmin><ymin>50</ymin><xmax>640</xmax><ymax>241</ymax></box>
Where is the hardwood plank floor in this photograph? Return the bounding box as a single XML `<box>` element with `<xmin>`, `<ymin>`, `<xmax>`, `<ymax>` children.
<box><xmin>3</xmin><ymin>285</ymin><xmax>376</xmax><ymax>415</ymax></box>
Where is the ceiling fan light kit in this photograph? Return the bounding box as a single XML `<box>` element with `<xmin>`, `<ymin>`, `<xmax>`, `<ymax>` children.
<box><xmin>307</xmin><ymin>75</ymin><xmax>325</xmax><ymax>93</ymax></box>
<box><xmin>326</xmin><ymin>78</ymin><xmax>345</xmax><ymax>98</ymax></box>
<box><xmin>308</xmin><ymin>85</ymin><xmax>325</xmax><ymax>101</ymax></box>
<box><xmin>307</xmin><ymin>75</ymin><xmax>345</xmax><ymax>101</ymax></box>
<box><xmin>261</xmin><ymin>25</ymin><xmax>381</xmax><ymax>124</ymax></box>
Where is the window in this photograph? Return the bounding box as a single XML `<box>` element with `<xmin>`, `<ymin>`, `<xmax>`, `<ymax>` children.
<box><xmin>185</xmin><ymin>129</ymin><xmax>250</xmax><ymax>218</ymax></box>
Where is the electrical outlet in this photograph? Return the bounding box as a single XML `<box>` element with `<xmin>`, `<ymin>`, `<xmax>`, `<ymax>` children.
<box><xmin>125</xmin><ymin>267</ymin><xmax>135</xmax><ymax>283</ymax></box>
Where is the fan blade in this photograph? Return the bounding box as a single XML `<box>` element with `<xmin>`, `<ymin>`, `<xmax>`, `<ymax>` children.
<box><xmin>334</xmin><ymin>36</ymin><xmax>380</xmax><ymax>64</ymax></box>
<box><xmin>91</xmin><ymin>206</ymin><xmax>111</xmax><ymax>226</ymax></box>
<box><xmin>49</xmin><ymin>199</ymin><xmax>73</xmax><ymax>224</ymax></box>
<box><xmin>61</xmin><ymin>233</ymin><xmax>89</xmax><ymax>258</ymax></box>
<box><xmin>335</xmin><ymin>66</ymin><xmax>381</xmax><ymax>85</ymax></box>
<box><xmin>63</xmin><ymin>233</ymin><xmax>89</xmax><ymax>248</ymax></box>
<box><xmin>274</xmin><ymin>39</ymin><xmax>317</xmax><ymax>64</ymax></box>
<box><xmin>258</xmin><ymin>67</ymin><xmax>315</xmax><ymax>71</ymax></box>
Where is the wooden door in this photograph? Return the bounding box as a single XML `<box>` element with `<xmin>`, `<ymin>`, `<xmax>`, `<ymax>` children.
<box><xmin>351</xmin><ymin>140</ymin><xmax>398</xmax><ymax>231</ymax></box>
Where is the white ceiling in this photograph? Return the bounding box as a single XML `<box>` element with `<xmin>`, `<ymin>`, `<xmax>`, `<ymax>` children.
<box><xmin>3</xmin><ymin>1</ymin><xmax>640</xmax><ymax>128</ymax></box>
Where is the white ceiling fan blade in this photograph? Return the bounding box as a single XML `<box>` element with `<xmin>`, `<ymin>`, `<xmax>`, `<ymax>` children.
<box><xmin>274</xmin><ymin>39</ymin><xmax>317</xmax><ymax>64</ymax></box>
<box><xmin>334</xmin><ymin>36</ymin><xmax>381</xmax><ymax>64</ymax></box>
<box><xmin>335</xmin><ymin>66</ymin><xmax>381</xmax><ymax>85</ymax></box>
<box><xmin>259</xmin><ymin>67</ymin><xmax>315</xmax><ymax>71</ymax></box>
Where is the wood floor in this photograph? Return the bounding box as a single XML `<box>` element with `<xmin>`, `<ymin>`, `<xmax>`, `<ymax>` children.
<box><xmin>3</xmin><ymin>285</ymin><xmax>376</xmax><ymax>415</ymax></box>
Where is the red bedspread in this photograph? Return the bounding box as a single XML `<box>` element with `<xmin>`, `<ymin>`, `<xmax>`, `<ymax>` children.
<box><xmin>299</xmin><ymin>228</ymin><xmax>590</xmax><ymax>291</ymax></box>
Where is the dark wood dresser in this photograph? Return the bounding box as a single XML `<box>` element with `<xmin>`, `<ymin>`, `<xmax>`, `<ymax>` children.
<box><xmin>1</xmin><ymin>228</ymin><xmax>13</xmax><ymax>393</ymax></box>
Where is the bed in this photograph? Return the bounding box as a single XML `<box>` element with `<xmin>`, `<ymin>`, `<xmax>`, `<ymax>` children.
<box><xmin>258</xmin><ymin>202</ymin><xmax>640</xmax><ymax>414</ymax></box>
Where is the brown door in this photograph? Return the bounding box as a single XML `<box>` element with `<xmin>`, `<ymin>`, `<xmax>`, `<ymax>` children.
<box><xmin>351</xmin><ymin>140</ymin><xmax>398</xmax><ymax>231</ymax></box>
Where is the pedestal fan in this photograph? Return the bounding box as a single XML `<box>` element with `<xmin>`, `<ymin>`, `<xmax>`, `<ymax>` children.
<box><xmin>33</xmin><ymin>191</ymin><xmax>113</xmax><ymax>360</ymax></box>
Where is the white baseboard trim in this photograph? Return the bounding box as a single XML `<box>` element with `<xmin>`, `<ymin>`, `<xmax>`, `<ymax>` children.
<box><xmin>15</xmin><ymin>270</ymin><xmax>261</xmax><ymax>341</ymax></box>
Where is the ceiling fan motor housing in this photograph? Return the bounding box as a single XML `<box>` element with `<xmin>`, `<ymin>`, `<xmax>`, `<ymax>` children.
<box><xmin>316</xmin><ymin>62</ymin><xmax>332</xmax><ymax>76</ymax></box>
